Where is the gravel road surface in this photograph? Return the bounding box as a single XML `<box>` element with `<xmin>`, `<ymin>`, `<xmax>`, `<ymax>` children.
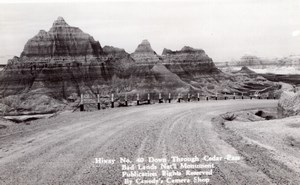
<box><xmin>1</xmin><ymin>100</ymin><xmax>296</xmax><ymax>185</ymax></box>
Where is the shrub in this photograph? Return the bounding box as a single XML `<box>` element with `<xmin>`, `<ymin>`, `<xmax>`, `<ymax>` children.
<box><xmin>222</xmin><ymin>113</ymin><xmax>237</xmax><ymax>121</ymax></box>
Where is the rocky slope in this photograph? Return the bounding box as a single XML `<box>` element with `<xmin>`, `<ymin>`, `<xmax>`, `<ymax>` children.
<box><xmin>278</xmin><ymin>91</ymin><xmax>300</xmax><ymax>118</ymax></box>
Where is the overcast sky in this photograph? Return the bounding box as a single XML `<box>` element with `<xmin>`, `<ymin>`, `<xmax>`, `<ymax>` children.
<box><xmin>0</xmin><ymin>0</ymin><xmax>299</xmax><ymax>64</ymax></box>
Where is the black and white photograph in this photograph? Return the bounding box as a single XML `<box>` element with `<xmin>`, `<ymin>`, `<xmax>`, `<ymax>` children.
<box><xmin>0</xmin><ymin>0</ymin><xmax>300</xmax><ymax>184</ymax></box>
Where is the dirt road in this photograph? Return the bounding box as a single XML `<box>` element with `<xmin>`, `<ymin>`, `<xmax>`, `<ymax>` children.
<box><xmin>0</xmin><ymin>100</ymin><xmax>297</xmax><ymax>185</ymax></box>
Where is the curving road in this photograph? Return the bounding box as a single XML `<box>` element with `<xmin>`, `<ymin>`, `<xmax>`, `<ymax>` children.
<box><xmin>0</xmin><ymin>100</ymin><xmax>293</xmax><ymax>185</ymax></box>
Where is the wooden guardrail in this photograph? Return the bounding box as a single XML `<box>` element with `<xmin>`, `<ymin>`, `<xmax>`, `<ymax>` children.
<box><xmin>79</xmin><ymin>92</ymin><xmax>277</xmax><ymax>111</ymax></box>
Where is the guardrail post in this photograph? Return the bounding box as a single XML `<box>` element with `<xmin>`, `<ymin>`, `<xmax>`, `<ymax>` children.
<box><xmin>111</xmin><ymin>94</ymin><xmax>114</xmax><ymax>108</ymax></box>
<box><xmin>233</xmin><ymin>93</ymin><xmax>236</xmax><ymax>100</ymax></box>
<box><xmin>137</xmin><ymin>94</ymin><xmax>140</xmax><ymax>105</ymax></box>
<box><xmin>215</xmin><ymin>93</ymin><xmax>218</xmax><ymax>100</ymax></box>
<box><xmin>188</xmin><ymin>93</ymin><xmax>190</xmax><ymax>102</ymax></box>
<box><xmin>147</xmin><ymin>93</ymin><xmax>150</xmax><ymax>104</ymax></box>
<box><xmin>197</xmin><ymin>93</ymin><xmax>200</xmax><ymax>101</ymax></box>
<box><xmin>159</xmin><ymin>93</ymin><xmax>162</xmax><ymax>103</ymax></box>
<box><xmin>97</xmin><ymin>94</ymin><xmax>100</xmax><ymax>110</ymax></box>
<box><xmin>168</xmin><ymin>93</ymin><xmax>171</xmax><ymax>103</ymax></box>
<box><xmin>80</xmin><ymin>94</ymin><xmax>84</xmax><ymax>111</ymax></box>
<box><xmin>125</xmin><ymin>94</ymin><xmax>128</xmax><ymax>106</ymax></box>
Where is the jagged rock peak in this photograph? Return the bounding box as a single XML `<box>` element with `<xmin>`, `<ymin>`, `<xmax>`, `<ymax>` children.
<box><xmin>134</xmin><ymin>39</ymin><xmax>155</xmax><ymax>53</ymax></box>
<box><xmin>162</xmin><ymin>46</ymin><xmax>204</xmax><ymax>55</ymax></box>
<box><xmin>20</xmin><ymin>17</ymin><xmax>103</xmax><ymax>59</ymax></box>
<box><xmin>238</xmin><ymin>66</ymin><xmax>256</xmax><ymax>74</ymax></box>
<box><xmin>162</xmin><ymin>48</ymin><xmax>173</xmax><ymax>55</ymax></box>
<box><xmin>52</xmin><ymin>16</ymin><xmax>69</xmax><ymax>27</ymax></box>
<box><xmin>131</xmin><ymin>40</ymin><xmax>160</xmax><ymax>63</ymax></box>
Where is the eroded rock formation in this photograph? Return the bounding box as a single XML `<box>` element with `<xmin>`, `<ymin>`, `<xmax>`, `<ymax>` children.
<box><xmin>21</xmin><ymin>17</ymin><xmax>102</xmax><ymax>60</ymax></box>
<box><xmin>161</xmin><ymin>46</ymin><xmax>221</xmax><ymax>84</ymax></box>
<box><xmin>216</xmin><ymin>55</ymin><xmax>300</xmax><ymax>75</ymax></box>
<box><xmin>0</xmin><ymin>17</ymin><xmax>281</xmax><ymax>114</ymax></box>
<box><xmin>130</xmin><ymin>40</ymin><xmax>161</xmax><ymax>64</ymax></box>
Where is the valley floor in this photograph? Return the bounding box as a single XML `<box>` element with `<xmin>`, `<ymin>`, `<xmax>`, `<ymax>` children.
<box><xmin>0</xmin><ymin>100</ymin><xmax>299</xmax><ymax>184</ymax></box>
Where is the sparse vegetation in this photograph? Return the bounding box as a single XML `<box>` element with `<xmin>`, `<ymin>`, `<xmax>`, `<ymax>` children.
<box><xmin>255</xmin><ymin>110</ymin><xmax>264</xmax><ymax>117</ymax></box>
<box><xmin>222</xmin><ymin>113</ymin><xmax>237</xmax><ymax>121</ymax></box>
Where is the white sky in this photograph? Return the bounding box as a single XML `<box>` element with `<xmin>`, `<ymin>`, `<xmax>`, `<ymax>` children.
<box><xmin>0</xmin><ymin>0</ymin><xmax>299</xmax><ymax>64</ymax></box>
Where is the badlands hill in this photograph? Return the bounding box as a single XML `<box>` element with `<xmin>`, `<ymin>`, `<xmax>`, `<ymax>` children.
<box><xmin>0</xmin><ymin>17</ymin><xmax>280</xmax><ymax>115</ymax></box>
<box><xmin>216</xmin><ymin>55</ymin><xmax>300</xmax><ymax>74</ymax></box>
<box><xmin>216</xmin><ymin>55</ymin><xmax>300</xmax><ymax>85</ymax></box>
